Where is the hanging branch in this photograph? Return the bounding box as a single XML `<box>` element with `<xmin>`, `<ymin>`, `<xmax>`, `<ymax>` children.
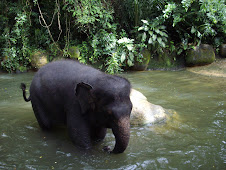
<box><xmin>65</xmin><ymin>15</ymin><xmax>70</xmax><ymax>49</ymax></box>
<box><xmin>56</xmin><ymin>0</ymin><xmax>62</xmax><ymax>42</ymax></box>
<box><xmin>36</xmin><ymin>0</ymin><xmax>61</xmax><ymax>50</ymax></box>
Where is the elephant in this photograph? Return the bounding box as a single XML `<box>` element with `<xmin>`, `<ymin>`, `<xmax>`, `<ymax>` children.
<box><xmin>21</xmin><ymin>60</ymin><xmax>132</xmax><ymax>154</ymax></box>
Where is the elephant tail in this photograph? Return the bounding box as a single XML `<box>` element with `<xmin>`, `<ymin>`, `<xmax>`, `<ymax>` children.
<box><xmin>20</xmin><ymin>83</ymin><xmax>31</xmax><ymax>102</ymax></box>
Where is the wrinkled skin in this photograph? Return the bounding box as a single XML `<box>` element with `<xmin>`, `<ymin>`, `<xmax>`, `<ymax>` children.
<box><xmin>21</xmin><ymin>60</ymin><xmax>132</xmax><ymax>154</ymax></box>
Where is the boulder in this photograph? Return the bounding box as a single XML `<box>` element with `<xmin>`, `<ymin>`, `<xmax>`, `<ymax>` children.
<box><xmin>148</xmin><ymin>50</ymin><xmax>182</xmax><ymax>70</ymax></box>
<box><xmin>31</xmin><ymin>50</ymin><xmax>48</xmax><ymax>69</ymax></box>
<box><xmin>68</xmin><ymin>46</ymin><xmax>80</xmax><ymax>60</ymax></box>
<box><xmin>130</xmin><ymin>89</ymin><xmax>167</xmax><ymax>125</ymax></box>
<box><xmin>186</xmin><ymin>44</ymin><xmax>215</xmax><ymax>66</ymax></box>
<box><xmin>219</xmin><ymin>44</ymin><xmax>226</xmax><ymax>58</ymax></box>
<box><xmin>131</xmin><ymin>49</ymin><xmax>151</xmax><ymax>71</ymax></box>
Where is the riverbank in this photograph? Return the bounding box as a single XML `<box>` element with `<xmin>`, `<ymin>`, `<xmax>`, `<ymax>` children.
<box><xmin>187</xmin><ymin>58</ymin><xmax>226</xmax><ymax>78</ymax></box>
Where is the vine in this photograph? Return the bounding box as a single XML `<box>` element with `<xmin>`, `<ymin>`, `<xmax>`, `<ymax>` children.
<box><xmin>35</xmin><ymin>0</ymin><xmax>62</xmax><ymax>50</ymax></box>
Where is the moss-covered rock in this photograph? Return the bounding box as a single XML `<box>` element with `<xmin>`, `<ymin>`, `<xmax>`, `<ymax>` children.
<box><xmin>219</xmin><ymin>44</ymin><xmax>226</xmax><ymax>58</ymax></box>
<box><xmin>147</xmin><ymin>50</ymin><xmax>183</xmax><ymax>70</ymax></box>
<box><xmin>186</xmin><ymin>44</ymin><xmax>215</xmax><ymax>66</ymax></box>
<box><xmin>131</xmin><ymin>49</ymin><xmax>151</xmax><ymax>71</ymax></box>
<box><xmin>68</xmin><ymin>46</ymin><xmax>80</xmax><ymax>60</ymax></box>
<box><xmin>31</xmin><ymin>50</ymin><xmax>48</xmax><ymax>69</ymax></box>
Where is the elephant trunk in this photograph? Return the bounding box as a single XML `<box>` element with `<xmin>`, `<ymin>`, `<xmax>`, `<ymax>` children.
<box><xmin>111</xmin><ymin>116</ymin><xmax>130</xmax><ymax>154</ymax></box>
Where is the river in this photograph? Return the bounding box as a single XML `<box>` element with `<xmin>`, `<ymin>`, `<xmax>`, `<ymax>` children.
<box><xmin>0</xmin><ymin>70</ymin><xmax>225</xmax><ymax>169</ymax></box>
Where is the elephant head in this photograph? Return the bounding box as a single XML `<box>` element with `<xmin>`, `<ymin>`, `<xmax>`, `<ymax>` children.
<box><xmin>75</xmin><ymin>81</ymin><xmax>132</xmax><ymax>153</ymax></box>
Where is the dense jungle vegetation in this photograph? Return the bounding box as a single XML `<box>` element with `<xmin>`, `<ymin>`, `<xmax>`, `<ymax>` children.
<box><xmin>0</xmin><ymin>0</ymin><xmax>225</xmax><ymax>73</ymax></box>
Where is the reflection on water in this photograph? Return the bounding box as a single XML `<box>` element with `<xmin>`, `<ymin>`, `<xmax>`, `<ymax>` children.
<box><xmin>0</xmin><ymin>70</ymin><xmax>225</xmax><ymax>169</ymax></box>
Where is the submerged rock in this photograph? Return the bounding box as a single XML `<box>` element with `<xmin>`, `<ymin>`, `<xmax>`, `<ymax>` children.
<box><xmin>186</xmin><ymin>44</ymin><xmax>215</xmax><ymax>66</ymax></box>
<box><xmin>130</xmin><ymin>89</ymin><xmax>167</xmax><ymax>125</ymax></box>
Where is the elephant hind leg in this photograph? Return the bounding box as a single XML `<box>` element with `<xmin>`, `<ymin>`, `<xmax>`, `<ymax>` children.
<box><xmin>31</xmin><ymin>100</ymin><xmax>52</xmax><ymax>130</ymax></box>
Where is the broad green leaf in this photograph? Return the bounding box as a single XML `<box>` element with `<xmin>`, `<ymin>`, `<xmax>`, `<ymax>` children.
<box><xmin>148</xmin><ymin>37</ymin><xmax>153</xmax><ymax>44</ymax></box>
<box><xmin>127</xmin><ymin>59</ymin><xmax>133</xmax><ymax>67</ymax></box>
<box><xmin>129</xmin><ymin>52</ymin><xmax>134</xmax><ymax>60</ymax></box>
<box><xmin>155</xmin><ymin>29</ymin><xmax>160</xmax><ymax>34</ymax></box>
<box><xmin>158</xmin><ymin>30</ymin><xmax>164</xmax><ymax>36</ymax></box>
<box><xmin>159</xmin><ymin>25</ymin><xmax>166</xmax><ymax>30</ymax></box>
<box><xmin>138</xmin><ymin>26</ymin><xmax>144</xmax><ymax>31</ymax></box>
<box><xmin>161</xmin><ymin>42</ymin><xmax>166</xmax><ymax>48</ymax></box>
<box><xmin>157</xmin><ymin>37</ymin><xmax>162</xmax><ymax>44</ymax></box>
<box><xmin>148</xmin><ymin>31</ymin><xmax>153</xmax><ymax>36</ymax></box>
<box><xmin>121</xmin><ymin>52</ymin><xmax>126</xmax><ymax>63</ymax></box>
<box><xmin>197</xmin><ymin>31</ymin><xmax>202</xmax><ymax>38</ymax></box>
<box><xmin>159</xmin><ymin>31</ymin><xmax>168</xmax><ymax>38</ymax></box>
<box><xmin>126</xmin><ymin>44</ymin><xmax>134</xmax><ymax>51</ymax></box>
<box><xmin>141</xmin><ymin>20</ymin><xmax>148</xmax><ymax>24</ymax></box>
<box><xmin>142</xmin><ymin>32</ymin><xmax>147</xmax><ymax>42</ymax></box>
<box><xmin>152</xmin><ymin>34</ymin><xmax>157</xmax><ymax>41</ymax></box>
<box><xmin>144</xmin><ymin>26</ymin><xmax>149</xmax><ymax>31</ymax></box>
<box><xmin>191</xmin><ymin>26</ymin><xmax>196</xmax><ymax>34</ymax></box>
<box><xmin>72</xmin><ymin>12</ymin><xmax>76</xmax><ymax>17</ymax></box>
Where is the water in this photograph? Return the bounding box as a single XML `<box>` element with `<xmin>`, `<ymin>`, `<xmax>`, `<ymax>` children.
<box><xmin>0</xmin><ymin>70</ymin><xmax>225</xmax><ymax>169</ymax></box>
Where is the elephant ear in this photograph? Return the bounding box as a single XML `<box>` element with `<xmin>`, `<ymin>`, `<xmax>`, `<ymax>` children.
<box><xmin>75</xmin><ymin>82</ymin><xmax>95</xmax><ymax>114</ymax></box>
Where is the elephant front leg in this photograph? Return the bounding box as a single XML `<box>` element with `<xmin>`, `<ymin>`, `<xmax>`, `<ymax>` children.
<box><xmin>91</xmin><ymin>127</ymin><xmax>107</xmax><ymax>142</ymax></box>
<box><xmin>67</xmin><ymin>110</ymin><xmax>92</xmax><ymax>149</ymax></box>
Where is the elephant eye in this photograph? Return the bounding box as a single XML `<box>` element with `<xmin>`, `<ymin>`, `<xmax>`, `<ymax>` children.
<box><xmin>107</xmin><ymin>110</ymin><xmax>112</xmax><ymax>115</ymax></box>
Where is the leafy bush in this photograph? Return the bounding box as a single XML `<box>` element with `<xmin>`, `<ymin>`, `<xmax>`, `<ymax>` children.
<box><xmin>1</xmin><ymin>0</ymin><xmax>225</xmax><ymax>73</ymax></box>
<box><xmin>78</xmin><ymin>30</ymin><xmax>143</xmax><ymax>74</ymax></box>
<box><xmin>162</xmin><ymin>0</ymin><xmax>226</xmax><ymax>49</ymax></box>
<box><xmin>63</xmin><ymin>0</ymin><xmax>143</xmax><ymax>73</ymax></box>
<box><xmin>1</xmin><ymin>7</ymin><xmax>31</xmax><ymax>72</ymax></box>
<box><xmin>138</xmin><ymin>20</ymin><xmax>168</xmax><ymax>52</ymax></box>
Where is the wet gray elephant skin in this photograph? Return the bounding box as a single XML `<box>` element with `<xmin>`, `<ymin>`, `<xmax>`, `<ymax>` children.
<box><xmin>21</xmin><ymin>60</ymin><xmax>132</xmax><ymax>154</ymax></box>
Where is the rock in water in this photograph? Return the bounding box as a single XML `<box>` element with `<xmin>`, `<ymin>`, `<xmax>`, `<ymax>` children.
<box><xmin>186</xmin><ymin>44</ymin><xmax>215</xmax><ymax>66</ymax></box>
<box><xmin>130</xmin><ymin>89</ymin><xmax>167</xmax><ymax>125</ymax></box>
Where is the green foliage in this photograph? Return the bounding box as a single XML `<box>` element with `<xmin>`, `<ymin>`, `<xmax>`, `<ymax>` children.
<box><xmin>1</xmin><ymin>0</ymin><xmax>225</xmax><ymax>73</ymax></box>
<box><xmin>78</xmin><ymin>41</ymin><xmax>92</xmax><ymax>64</ymax></box>
<box><xmin>105</xmin><ymin>52</ymin><xmax>123</xmax><ymax>74</ymax></box>
<box><xmin>62</xmin><ymin>0</ymin><xmax>144</xmax><ymax>73</ymax></box>
<box><xmin>138</xmin><ymin>20</ymin><xmax>168</xmax><ymax>52</ymax></box>
<box><xmin>63</xmin><ymin>0</ymin><xmax>123</xmax><ymax>73</ymax></box>
<box><xmin>63</xmin><ymin>0</ymin><xmax>114</xmax><ymax>35</ymax></box>
<box><xmin>117</xmin><ymin>37</ymin><xmax>135</xmax><ymax>66</ymax></box>
<box><xmin>78</xmin><ymin>29</ymin><xmax>143</xmax><ymax>74</ymax></box>
<box><xmin>1</xmin><ymin>6</ymin><xmax>31</xmax><ymax>72</ymax></box>
<box><xmin>111</xmin><ymin>0</ymin><xmax>167</xmax><ymax>32</ymax></box>
<box><xmin>162</xmin><ymin>0</ymin><xmax>226</xmax><ymax>48</ymax></box>
<box><xmin>132</xmin><ymin>0</ymin><xmax>226</xmax><ymax>61</ymax></box>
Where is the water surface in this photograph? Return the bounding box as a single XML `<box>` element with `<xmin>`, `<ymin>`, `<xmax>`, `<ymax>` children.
<box><xmin>0</xmin><ymin>70</ymin><xmax>225</xmax><ymax>169</ymax></box>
